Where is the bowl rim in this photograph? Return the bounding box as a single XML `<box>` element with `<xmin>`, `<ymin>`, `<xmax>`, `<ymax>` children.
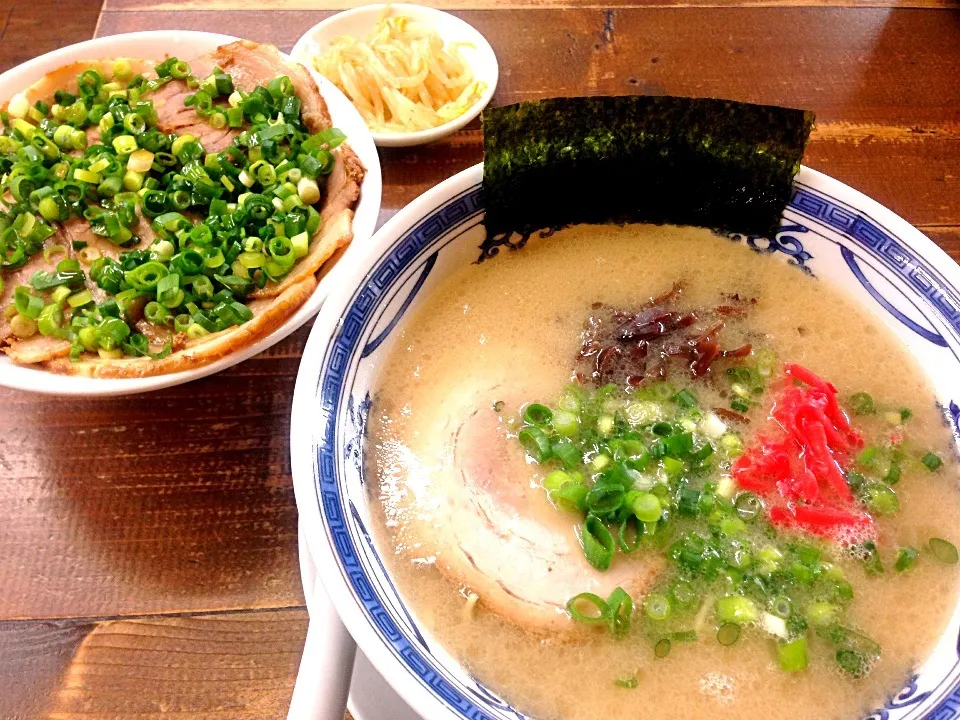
<box><xmin>290</xmin><ymin>3</ymin><xmax>499</xmax><ymax>148</ymax></box>
<box><xmin>291</xmin><ymin>161</ymin><xmax>960</xmax><ymax>720</ymax></box>
<box><xmin>291</xmin><ymin>165</ymin><xmax>482</xmax><ymax>720</ymax></box>
<box><xmin>0</xmin><ymin>29</ymin><xmax>382</xmax><ymax>396</ymax></box>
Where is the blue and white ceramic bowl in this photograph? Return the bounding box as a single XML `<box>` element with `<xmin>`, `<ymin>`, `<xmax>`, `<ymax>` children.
<box><xmin>290</xmin><ymin>163</ymin><xmax>960</xmax><ymax>720</ymax></box>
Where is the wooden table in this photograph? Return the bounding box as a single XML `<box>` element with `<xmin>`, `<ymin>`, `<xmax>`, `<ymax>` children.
<box><xmin>1</xmin><ymin>1</ymin><xmax>958</xmax><ymax>717</ymax></box>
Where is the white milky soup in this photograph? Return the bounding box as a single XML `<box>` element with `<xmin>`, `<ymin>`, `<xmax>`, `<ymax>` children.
<box><xmin>368</xmin><ymin>224</ymin><xmax>960</xmax><ymax>720</ymax></box>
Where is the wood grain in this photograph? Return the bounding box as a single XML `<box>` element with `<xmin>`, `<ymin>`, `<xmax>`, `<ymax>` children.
<box><xmin>1</xmin><ymin>609</ymin><xmax>309</xmax><ymax>720</ymax></box>
<box><xmin>96</xmin><ymin>8</ymin><xmax>960</xmax><ymax>226</ymax></box>
<box><xmin>924</xmin><ymin>226</ymin><xmax>960</xmax><ymax>264</ymax></box>
<box><xmin>95</xmin><ymin>7</ymin><xmax>960</xmax><ymax>122</ymax></box>
<box><xmin>102</xmin><ymin>0</ymin><xmax>960</xmax><ymax>10</ymax></box>
<box><xmin>0</xmin><ymin>0</ymin><xmax>104</xmax><ymax>74</ymax></box>
<box><xmin>0</xmin><ymin>348</ymin><xmax>307</xmax><ymax>621</ymax></box>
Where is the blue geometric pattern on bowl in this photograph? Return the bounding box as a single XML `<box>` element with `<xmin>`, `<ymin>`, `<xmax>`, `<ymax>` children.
<box><xmin>720</xmin><ymin>222</ymin><xmax>815</xmax><ymax>275</ymax></box>
<box><xmin>311</xmin><ymin>180</ymin><xmax>960</xmax><ymax>720</ymax></box>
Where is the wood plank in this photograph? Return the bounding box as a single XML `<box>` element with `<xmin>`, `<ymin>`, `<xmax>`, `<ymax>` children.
<box><xmin>102</xmin><ymin>0</ymin><xmax>960</xmax><ymax>10</ymax></box>
<box><xmin>0</xmin><ymin>609</ymin><xmax>309</xmax><ymax>719</ymax></box>
<box><xmin>94</xmin><ymin>8</ymin><xmax>960</xmax><ymax>123</ymax></box>
<box><xmin>95</xmin><ymin>8</ymin><xmax>960</xmax><ymax>225</ymax></box>
<box><xmin>0</xmin><ymin>344</ymin><xmax>308</xmax><ymax>620</ymax></box>
<box><xmin>0</xmin><ymin>0</ymin><xmax>102</xmax><ymax>74</ymax></box>
<box><xmin>0</xmin><ymin>619</ymin><xmax>92</xmax><ymax>719</ymax></box>
<box><xmin>924</xmin><ymin>226</ymin><xmax>960</xmax><ymax>264</ymax></box>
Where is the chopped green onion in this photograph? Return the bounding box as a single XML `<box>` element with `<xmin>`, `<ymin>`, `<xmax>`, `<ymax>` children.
<box><xmin>14</xmin><ymin>287</ymin><xmax>44</xmax><ymax>319</ymax></box>
<box><xmin>67</xmin><ymin>290</ymin><xmax>94</xmax><ymax>308</ymax></box>
<box><xmin>654</xmin><ymin>638</ymin><xmax>671</xmax><ymax>658</ymax></box>
<box><xmin>551</xmin><ymin>438</ymin><xmax>581</xmax><ymax>470</ymax></box>
<box><xmin>566</xmin><ymin>592</ymin><xmax>609</xmax><ymax>624</ymax></box>
<box><xmin>895</xmin><ymin>547</ymin><xmax>919</xmax><ymax>572</ymax></box>
<box><xmin>170</xmin><ymin>60</ymin><xmax>191</xmax><ymax>79</ymax></box>
<box><xmin>670</xmin><ymin>581</ymin><xmax>697</xmax><ymax>608</ymax></box>
<box><xmin>127</xmin><ymin>148</ymin><xmax>154</xmax><ymax>173</ymax></box>
<box><xmin>643</xmin><ymin>593</ymin><xmax>672</xmax><ymax>621</ymax></box>
<box><xmin>674</xmin><ymin>388</ymin><xmax>697</xmax><ymax>408</ymax></box>
<box><xmin>805</xmin><ymin>602</ymin><xmax>838</xmax><ymax>628</ymax></box>
<box><xmin>778</xmin><ymin>638</ymin><xmax>809</xmax><ymax>672</ymax></box>
<box><xmin>769</xmin><ymin>595</ymin><xmax>792</xmax><ymax>619</ymax></box>
<box><xmin>715</xmin><ymin>596</ymin><xmax>758</xmax><ymax>624</ymax></box>
<box><xmin>550</xmin><ymin>483</ymin><xmax>588</xmax><ymax>513</ymax></box>
<box><xmin>676</xmin><ymin>486</ymin><xmax>701</xmax><ymax>516</ymax></box>
<box><xmin>860</xmin><ymin>541</ymin><xmax>884</xmax><ymax>575</ymax></box>
<box><xmin>302</xmin><ymin>128</ymin><xmax>346</xmax><ymax>153</ymax></box>
<box><xmin>581</xmin><ymin>515</ymin><xmax>615</xmax><ymax>571</ymax></box>
<box><xmin>523</xmin><ymin>404</ymin><xmax>553</xmax><ymax>428</ymax></box>
<box><xmin>929</xmin><ymin>537</ymin><xmax>959</xmax><ymax>565</ymax></box>
<box><xmin>661</xmin><ymin>456</ymin><xmax>685</xmax><ymax>477</ymax></box>
<box><xmin>617</xmin><ymin>516</ymin><xmax>642</xmax><ymax>554</ymax></box>
<box><xmin>665</xmin><ymin>432</ymin><xmax>693</xmax><ymax>455</ymax></box>
<box><xmin>290</xmin><ymin>230</ymin><xmax>310</xmax><ymax>258</ymax></box>
<box><xmin>186</xmin><ymin>322</ymin><xmax>210</xmax><ymax>339</ymax></box>
<box><xmin>543</xmin><ymin>470</ymin><xmax>572</xmax><ymax>491</ymax></box>
<box><xmin>720</xmin><ymin>433</ymin><xmax>743</xmax><ymax>457</ymax></box>
<box><xmin>652</xmin><ymin>422</ymin><xmax>672</xmax><ymax>437</ymax></box>
<box><xmin>836</xmin><ymin>649</ymin><xmax>866</xmax><ymax>677</ymax></box>
<box><xmin>124</xmin><ymin>261</ymin><xmax>168</xmax><ymax>290</ymax></box>
<box><xmin>297</xmin><ymin>176</ymin><xmax>321</xmax><ymax>205</ymax></box>
<box><xmin>9</xmin><ymin>314</ymin><xmax>38</xmax><ymax>338</ymax></box>
<box><xmin>629</xmin><ymin>492</ymin><xmax>662</xmax><ymax>523</ymax></box>
<box><xmin>865</xmin><ymin>483</ymin><xmax>899</xmax><ymax>515</ymax></box>
<box><xmin>112</xmin><ymin>134</ymin><xmax>138</xmax><ymax>155</ymax></box>
<box><xmin>518</xmin><ymin>426</ymin><xmax>551</xmax><ymax>463</ymax></box>
<box><xmin>607</xmin><ymin>587</ymin><xmax>633</xmax><ymax>639</ymax></box>
<box><xmin>922</xmin><ymin>452</ymin><xmax>943</xmax><ymax>471</ymax></box>
<box><xmin>857</xmin><ymin>446</ymin><xmax>878</xmax><ymax>466</ymax></box>
<box><xmin>716</xmin><ymin>623</ymin><xmax>740</xmax><ymax>646</ymax></box>
<box><xmin>552</xmin><ymin>409</ymin><xmax>579</xmax><ymax>437</ymax></box>
<box><xmin>29</xmin><ymin>268</ymin><xmax>85</xmax><ymax>291</ymax></box>
<box><xmin>37</xmin><ymin>303</ymin><xmax>63</xmax><ymax>335</ymax></box>
<box><xmin>73</xmin><ymin>168</ymin><xmax>101</xmax><ymax>184</ymax></box>
<box><xmin>112</xmin><ymin>58</ymin><xmax>132</xmax><ymax>80</ymax></box>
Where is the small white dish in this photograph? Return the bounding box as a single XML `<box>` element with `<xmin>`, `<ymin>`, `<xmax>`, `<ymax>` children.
<box><xmin>0</xmin><ymin>30</ymin><xmax>382</xmax><ymax>396</ymax></box>
<box><xmin>291</xmin><ymin>4</ymin><xmax>498</xmax><ymax>148</ymax></box>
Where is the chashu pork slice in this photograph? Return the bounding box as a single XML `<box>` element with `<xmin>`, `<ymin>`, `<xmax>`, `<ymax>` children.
<box><xmin>1</xmin><ymin>41</ymin><xmax>366</xmax><ymax>371</ymax></box>
<box><xmin>150</xmin><ymin>39</ymin><xmax>365</xmax><ymax>300</ymax></box>
<box><xmin>152</xmin><ymin>40</ymin><xmax>332</xmax><ymax>150</ymax></box>
<box><xmin>1</xmin><ymin>215</ymin><xmax>163</xmax><ymax>365</ymax></box>
<box><xmin>377</xmin><ymin>389</ymin><xmax>662</xmax><ymax>632</ymax></box>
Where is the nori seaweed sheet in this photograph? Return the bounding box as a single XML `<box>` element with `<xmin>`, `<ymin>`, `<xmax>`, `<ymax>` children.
<box><xmin>480</xmin><ymin>96</ymin><xmax>814</xmax><ymax>259</ymax></box>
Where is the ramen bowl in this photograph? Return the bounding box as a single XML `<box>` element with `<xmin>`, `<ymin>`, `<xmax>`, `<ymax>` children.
<box><xmin>290</xmin><ymin>163</ymin><xmax>960</xmax><ymax>720</ymax></box>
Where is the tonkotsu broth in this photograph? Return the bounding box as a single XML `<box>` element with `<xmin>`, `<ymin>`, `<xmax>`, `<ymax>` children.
<box><xmin>368</xmin><ymin>224</ymin><xmax>960</xmax><ymax>720</ymax></box>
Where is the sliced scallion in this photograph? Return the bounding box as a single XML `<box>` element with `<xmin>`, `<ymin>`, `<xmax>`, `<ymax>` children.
<box><xmin>716</xmin><ymin>623</ymin><xmax>740</xmax><ymax>646</ymax></box>
<box><xmin>929</xmin><ymin>537</ymin><xmax>959</xmax><ymax>565</ymax></box>
<box><xmin>581</xmin><ymin>516</ymin><xmax>615</xmax><ymax>571</ymax></box>
<box><xmin>566</xmin><ymin>592</ymin><xmax>609</xmax><ymax>624</ymax></box>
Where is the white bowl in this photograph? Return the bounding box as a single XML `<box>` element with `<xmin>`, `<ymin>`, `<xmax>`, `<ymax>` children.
<box><xmin>291</xmin><ymin>162</ymin><xmax>960</xmax><ymax>720</ymax></box>
<box><xmin>291</xmin><ymin>4</ymin><xmax>498</xmax><ymax>148</ymax></box>
<box><xmin>0</xmin><ymin>30</ymin><xmax>382</xmax><ymax>396</ymax></box>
